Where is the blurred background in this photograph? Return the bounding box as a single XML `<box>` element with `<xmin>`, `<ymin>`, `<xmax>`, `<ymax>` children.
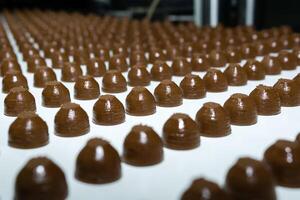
<box><xmin>0</xmin><ymin>0</ymin><xmax>299</xmax><ymax>31</ymax></box>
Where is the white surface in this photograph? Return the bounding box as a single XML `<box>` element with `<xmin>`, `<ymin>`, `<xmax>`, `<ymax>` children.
<box><xmin>1</xmin><ymin>23</ymin><xmax>300</xmax><ymax>200</ymax></box>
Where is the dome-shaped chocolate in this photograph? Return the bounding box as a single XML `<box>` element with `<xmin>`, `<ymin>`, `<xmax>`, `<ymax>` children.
<box><xmin>50</xmin><ymin>51</ymin><xmax>69</xmax><ymax>69</ymax></box>
<box><xmin>226</xmin><ymin>46</ymin><xmax>242</xmax><ymax>63</ymax></box>
<box><xmin>180</xmin><ymin>74</ymin><xmax>206</xmax><ymax>99</ymax></box>
<box><xmin>2</xmin><ymin>70</ymin><xmax>28</xmax><ymax>93</ymax></box>
<box><xmin>151</xmin><ymin>60</ymin><xmax>172</xmax><ymax>81</ymax></box>
<box><xmin>261</xmin><ymin>55</ymin><xmax>281</xmax><ymax>75</ymax></box>
<box><xmin>273</xmin><ymin>78</ymin><xmax>300</xmax><ymax>107</ymax></box>
<box><xmin>191</xmin><ymin>53</ymin><xmax>210</xmax><ymax>72</ymax></box>
<box><xmin>171</xmin><ymin>57</ymin><xmax>192</xmax><ymax>76</ymax></box>
<box><xmin>34</xmin><ymin>66</ymin><xmax>57</xmax><ymax>88</ymax></box>
<box><xmin>243</xmin><ymin>59</ymin><xmax>265</xmax><ymax>80</ymax></box>
<box><xmin>74</xmin><ymin>75</ymin><xmax>100</xmax><ymax>100</ymax></box>
<box><xmin>86</xmin><ymin>58</ymin><xmax>106</xmax><ymax>77</ymax></box>
<box><xmin>209</xmin><ymin>50</ymin><xmax>227</xmax><ymax>68</ymax></box>
<box><xmin>224</xmin><ymin>63</ymin><xmax>248</xmax><ymax>86</ymax></box>
<box><xmin>154</xmin><ymin>80</ymin><xmax>183</xmax><ymax>107</ymax></box>
<box><xmin>61</xmin><ymin>62</ymin><xmax>83</xmax><ymax>82</ymax></box>
<box><xmin>203</xmin><ymin>69</ymin><xmax>228</xmax><ymax>92</ymax></box>
<box><xmin>0</xmin><ymin>58</ymin><xmax>21</xmax><ymax>76</ymax></box>
<box><xmin>27</xmin><ymin>55</ymin><xmax>46</xmax><ymax>73</ymax></box>
<box><xmin>42</xmin><ymin>81</ymin><xmax>71</xmax><ymax>107</ymax></box>
<box><xmin>277</xmin><ymin>50</ymin><xmax>297</xmax><ymax>70</ymax></box>
<box><xmin>127</xmin><ymin>65</ymin><xmax>151</xmax><ymax>86</ymax></box>
<box><xmin>102</xmin><ymin>70</ymin><xmax>127</xmax><ymax>93</ymax></box>
<box><xmin>108</xmin><ymin>54</ymin><xmax>128</xmax><ymax>72</ymax></box>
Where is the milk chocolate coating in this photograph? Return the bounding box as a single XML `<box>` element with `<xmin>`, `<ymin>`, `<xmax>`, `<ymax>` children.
<box><xmin>126</xmin><ymin>87</ymin><xmax>156</xmax><ymax>116</ymax></box>
<box><xmin>9</xmin><ymin>111</ymin><xmax>49</xmax><ymax>149</ymax></box>
<box><xmin>50</xmin><ymin>51</ymin><xmax>69</xmax><ymax>69</ymax></box>
<box><xmin>74</xmin><ymin>75</ymin><xmax>100</xmax><ymax>100</ymax></box>
<box><xmin>224</xmin><ymin>93</ymin><xmax>257</xmax><ymax>126</ymax></box>
<box><xmin>4</xmin><ymin>87</ymin><xmax>36</xmax><ymax>116</ymax></box>
<box><xmin>226</xmin><ymin>47</ymin><xmax>242</xmax><ymax>63</ymax></box>
<box><xmin>2</xmin><ymin>70</ymin><xmax>28</xmax><ymax>93</ymax></box>
<box><xmin>148</xmin><ymin>48</ymin><xmax>166</xmax><ymax>63</ymax></box>
<box><xmin>1</xmin><ymin>59</ymin><xmax>21</xmax><ymax>76</ymax></box>
<box><xmin>240</xmin><ymin>43</ymin><xmax>257</xmax><ymax>59</ymax></box>
<box><xmin>179</xmin><ymin>74</ymin><xmax>206</xmax><ymax>99</ymax></box>
<box><xmin>15</xmin><ymin>157</ymin><xmax>68</xmax><ymax>200</ymax></box>
<box><xmin>273</xmin><ymin>79</ymin><xmax>300</xmax><ymax>107</ymax></box>
<box><xmin>181</xmin><ymin>178</ymin><xmax>231</xmax><ymax>200</ymax></box>
<box><xmin>209</xmin><ymin>50</ymin><xmax>227</xmax><ymax>68</ymax></box>
<box><xmin>203</xmin><ymin>69</ymin><xmax>228</xmax><ymax>92</ymax></box>
<box><xmin>163</xmin><ymin>113</ymin><xmax>200</xmax><ymax>150</ymax></box>
<box><xmin>191</xmin><ymin>53</ymin><xmax>210</xmax><ymax>71</ymax></box>
<box><xmin>261</xmin><ymin>55</ymin><xmax>282</xmax><ymax>75</ymax></box>
<box><xmin>27</xmin><ymin>55</ymin><xmax>46</xmax><ymax>73</ymax></box>
<box><xmin>249</xmin><ymin>85</ymin><xmax>281</xmax><ymax>115</ymax></box>
<box><xmin>243</xmin><ymin>59</ymin><xmax>266</xmax><ymax>80</ymax></box>
<box><xmin>293</xmin><ymin>73</ymin><xmax>300</xmax><ymax>86</ymax></box>
<box><xmin>75</xmin><ymin>138</ymin><xmax>121</xmax><ymax>184</ymax></box>
<box><xmin>196</xmin><ymin>102</ymin><xmax>231</xmax><ymax>137</ymax></box>
<box><xmin>130</xmin><ymin>50</ymin><xmax>147</xmax><ymax>65</ymax></box>
<box><xmin>277</xmin><ymin>50</ymin><xmax>297</xmax><ymax>70</ymax></box>
<box><xmin>108</xmin><ymin>54</ymin><xmax>128</xmax><ymax>72</ymax></box>
<box><xmin>171</xmin><ymin>57</ymin><xmax>192</xmax><ymax>76</ymax></box>
<box><xmin>34</xmin><ymin>66</ymin><xmax>57</xmax><ymax>88</ymax></box>
<box><xmin>127</xmin><ymin>65</ymin><xmax>151</xmax><ymax>86</ymax></box>
<box><xmin>150</xmin><ymin>60</ymin><xmax>172</xmax><ymax>81</ymax></box>
<box><xmin>264</xmin><ymin>140</ymin><xmax>300</xmax><ymax>188</ymax></box>
<box><xmin>86</xmin><ymin>58</ymin><xmax>106</xmax><ymax>77</ymax></box>
<box><xmin>54</xmin><ymin>103</ymin><xmax>90</xmax><ymax>137</ymax></box>
<box><xmin>154</xmin><ymin>80</ymin><xmax>183</xmax><ymax>107</ymax></box>
<box><xmin>123</xmin><ymin>125</ymin><xmax>163</xmax><ymax>166</ymax></box>
<box><xmin>225</xmin><ymin>157</ymin><xmax>276</xmax><ymax>200</ymax></box>
<box><xmin>61</xmin><ymin>62</ymin><xmax>83</xmax><ymax>82</ymax></box>
<box><xmin>93</xmin><ymin>95</ymin><xmax>125</xmax><ymax>125</ymax></box>
<box><xmin>225</xmin><ymin>61</ymin><xmax>246</xmax><ymax>82</ymax></box>
<box><xmin>102</xmin><ymin>70</ymin><xmax>127</xmax><ymax>93</ymax></box>
<box><xmin>42</xmin><ymin>81</ymin><xmax>71</xmax><ymax>107</ymax></box>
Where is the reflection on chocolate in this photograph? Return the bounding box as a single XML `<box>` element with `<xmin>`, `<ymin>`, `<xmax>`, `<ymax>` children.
<box><xmin>86</xmin><ymin>58</ymin><xmax>106</xmax><ymax>77</ymax></box>
<box><xmin>203</xmin><ymin>69</ymin><xmax>228</xmax><ymax>92</ymax></box>
<box><xmin>126</xmin><ymin>87</ymin><xmax>156</xmax><ymax>116</ymax></box>
<box><xmin>226</xmin><ymin>47</ymin><xmax>241</xmax><ymax>63</ymax></box>
<box><xmin>50</xmin><ymin>51</ymin><xmax>69</xmax><ymax>69</ymax></box>
<box><xmin>130</xmin><ymin>50</ymin><xmax>147</xmax><ymax>65</ymax></box>
<box><xmin>74</xmin><ymin>75</ymin><xmax>100</xmax><ymax>100</ymax></box>
<box><xmin>148</xmin><ymin>48</ymin><xmax>166</xmax><ymax>63</ymax></box>
<box><xmin>268</xmin><ymin>38</ymin><xmax>283</xmax><ymax>53</ymax></box>
<box><xmin>75</xmin><ymin>138</ymin><xmax>121</xmax><ymax>184</ymax></box>
<box><xmin>196</xmin><ymin>102</ymin><xmax>231</xmax><ymax>137</ymax></box>
<box><xmin>171</xmin><ymin>57</ymin><xmax>192</xmax><ymax>76</ymax></box>
<box><xmin>264</xmin><ymin>140</ymin><xmax>300</xmax><ymax>188</ymax></box>
<box><xmin>55</xmin><ymin>103</ymin><xmax>90</xmax><ymax>137</ymax></box>
<box><xmin>61</xmin><ymin>62</ymin><xmax>83</xmax><ymax>82</ymax></box>
<box><xmin>240</xmin><ymin>43</ymin><xmax>256</xmax><ymax>59</ymax></box>
<box><xmin>243</xmin><ymin>59</ymin><xmax>265</xmax><ymax>80</ymax></box>
<box><xmin>224</xmin><ymin>63</ymin><xmax>247</xmax><ymax>86</ymax></box>
<box><xmin>102</xmin><ymin>70</ymin><xmax>127</xmax><ymax>93</ymax></box>
<box><xmin>34</xmin><ymin>67</ymin><xmax>57</xmax><ymax>88</ymax></box>
<box><xmin>127</xmin><ymin>65</ymin><xmax>151</xmax><ymax>86</ymax></box>
<box><xmin>179</xmin><ymin>74</ymin><xmax>206</xmax><ymax>99</ymax></box>
<box><xmin>26</xmin><ymin>55</ymin><xmax>46</xmax><ymax>73</ymax></box>
<box><xmin>42</xmin><ymin>81</ymin><xmax>71</xmax><ymax>107</ymax></box>
<box><xmin>9</xmin><ymin>111</ymin><xmax>48</xmax><ymax>149</ymax></box>
<box><xmin>4</xmin><ymin>87</ymin><xmax>36</xmax><ymax>116</ymax></box>
<box><xmin>2</xmin><ymin>70</ymin><xmax>28</xmax><ymax>93</ymax></box>
<box><xmin>273</xmin><ymin>79</ymin><xmax>300</xmax><ymax>106</ymax></box>
<box><xmin>154</xmin><ymin>80</ymin><xmax>183</xmax><ymax>107</ymax></box>
<box><xmin>15</xmin><ymin>157</ymin><xmax>68</xmax><ymax>200</ymax></box>
<box><xmin>191</xmin><ymin>53</ymin><xmax>210</xmax><ymax>72</ymax></box>
<box><xmin>95</xmin><ymin>45</ymin><xmax>110</xmax><ymax>61</ymax></box>
<box><xmin>261</xmin><ymin>55</ymin><xmax>281</xmax><ymax>75</ymax></box>
<box><xmin>163</xmin><ymin>113</ymin><xmax>200</xmax><ymax>150</ymax></box>
<box><xmin>209</xmin><ymin>50</ymin><xmax>226</xmax><ymax>68</ymax></box>
<box><xmin>277</xmin><ymin>50</ymin><xmax>297</xmax><ymax>70</ymax></box>
<box><xmin>123</xmin><ymin>125</ymin><xmax>163</xmax><ymax>166</ymax></box>
<box><xmin>109</xmin><ymin>54</ymin><xmax>128</xmax><ymax>72</ymax></box>
<box><xmin>225</xmin><ymin>157</ymin><xmax>276</xmax><ymax>200</ymax></box>
<box><xmin>0</xmin><ymin>58</ymin><xmax>21</xmax><ymax>76</ymax></box>
<box><xmin>182</xmin><ymin>178</ymin><xmax>231</xmax><ymax>200</ymax></box>
<box><xmin>93</xmin><ymin>95</ymin><xmax>125</xmax><ymax>125</ymax></box>
<box><xmin>224</xmin><ymin>93</ymin><xmax>257</xmax><ymax>125</ymax></box>
<box><xmin>249</xmin><ymin>85</ymin><xmax>281</xmax><ymax>115</ymax></box>
<box><xmin>151</xmin><ymin>60</ymin><xmax>172</xmax><ymax>81</ymax></box>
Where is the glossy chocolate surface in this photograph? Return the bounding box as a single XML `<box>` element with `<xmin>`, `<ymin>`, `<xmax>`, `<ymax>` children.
<box><xmin>261</xmin><ymin>55</ymin><xmax>282</xmax><ymax>75</ymax></box>
<box><xmin>108</xmin><ymin>54</ymin><xmax>128</xmax><ymax>72</ymax></box>
<box><xmin>42</xmin><ymin>81</ymin><xmax>71</xmax><ymax>107</ymax></box>
<box><xmin>74</xmin><ymin>75</ymin><xmax>100</xmax><ymax>100</ymax></box>
<box><xmin>154</xmin><ymin>79</ymin><xmax>183</xmax><ymax>107</ymax></box>
<box><xmin>273</xmin><ymin>79</ymin><xmax>300</xmax><ymax>107</ymax></box>
<box><xmin>191</xmin><ymin>53</ymin><xmax>210</xmax><ymax>72</ymax></box>
<box><xmin>243</xmin><ymin>59</ymin><xmax>266</xmax><ymax>80</ymax></box>
<box><xmin>33</xmin><ymin>66</ymin><xmax>57</xmax><ymax>88</ymax></box>
<box><xmin>127</xmin><ymin>65</ymin><xmax>151</xmax><ymax>86</ymax></box>
<box><xmin>86</xmin><ymin>58</ymin><xmax>106</xmax><ymax>77</ymax></box>
<box><xmin>26</xmin><ymin>55</ymin><xmax>46</xmax><ymax>73</ymax></box>
<box><xmin>2</xmin><ymin>70</ymin><xmax>28</xmax><ymax>93</ymax></box>
<box><xmin>179</xmin><ymin>74</ymin><xmax>206</xmax><ymax>99</ymax></box>
<box><xmin>209</xmin><ymin>50</ymin><xmax>227</xmax><ymax>67</ymax></box>
<box><xmin>277</xmin><ymin>50</ymin><xmax>297</xmax><ymax>70</ymax></box>
<box><xmin>102</xmin><ymin>70</ymin><xmax>127</xmax><ymax>93</ymax></box>
<box><xmin>61</xmin><ymin>62</ymin><xmax>83</xmax><ymax>82</ymax></box>
<box><xmin>150</xmin><ymin>61</ymin><xmax>172</xmax><ymax>81</ymax></box>
<box><xmin>203</xmin><ymin>69</ymin><xmax>228</xmax><ymax>92</ymax></box>
<box><xmin>224</xmin><ymin>63</ymin><xmax>248</xmax><ymax>86</ymax></box>
<box><xmin>171</xmin><ymin>57</ymin><xmax>192</xmax><ymax>76</ymax></box>
<box><xmin>1</xmin><ymin>58</ymin><xmax>21</xmax><ymax>76</ymax></box>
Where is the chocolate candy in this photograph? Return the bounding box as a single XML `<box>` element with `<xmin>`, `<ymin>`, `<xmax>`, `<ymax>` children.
<box><xmin>93</xmin><ymin>95</ymin><xmax>125</xmax><ymax>125</ymax></box>
<box><xmin>264</xmin><ymin>140</ymin><xmax>300</xmax><ymax>188</ymax></box>
<box><xmin>179</xmin><ymin>74</ymin><xmax>206</xmax><ymax>99</ymax></box>
<box><xmin>249</xmin><ymin>85</ymin><xmax>281</xmax><ymax>115</ymax></box>
<box><xmin>203</xmin><ymin>69</ymin><xmax>228</xmax><ymax>92</ymax></box>
<box><xmin>154</xmin><ymin>80</ymin><xmax>183</xmax><ymax>107</ymax></box>
<box><xmin>196</xmin><ymin>102</ymin><xmax>231</xmax><ymax>137</ymax></box>
<box><xmin>225</xmin><ymin>157</ymin><xmax>276</xmax><ymax>200</ymax></box>
<box><xmin>209</xmin><ymin>50</ymin><xmax>227</xmax><ymax>68</ymax></box>
<box><xmin>102</xmin><ymin>70</ymin><xmax>127</xmax><ymax>93</ymax></box>
<box><xmin>261</xmin><ymin>55</ymin><xmax>281</xmax><ymax>75</ymax></box>
<box><xmin>42</xmin><ymin>81</ymin><xmax>70</xmax><ymax>107</ymax></box>
<box><xmin>15</xmin><ymin>157</ymin><xmax>68</xmax><ymax>200</ymax></box>
<box><xmin>33</xmin><ymin>66</ymin><xmax>57</xmax><ymax>88</ymax></box>
<box><xmin>61</xmin><ymin>62</ymin><xmax>83</xmax><ymax>82</ymax></box>
<box><xmin>126</xmin><ymin>87</ymin><xmax>156</xmax><ymax>116</ymax></box>
<box><xmin>224</xmin><ymin>93</ymin><xmax>257</xmax><ymax>125</ymax></box>
<box><xmin>127</xmin><ymin>65</ymin><xmax>151</xmax><ymax>86</ymax></box>
<box><xmin>54</xmin><ymin>103</ymin><xmax>90</xmax><ymax>137</ymax></box>
<box><xmin>243</xmin><ymin>59</ymin><xmax>265</xmax><ymax>80</ymax></box>
<box><xmin>150</xmin><ymin>60</ymin><xmax>172</xmax><ymax>81</ymax></box>
<box><xmin>181</xmin><ymin>178</ymin><xmax>231</xmax><ymax>200</ymax></box>
<box><xmin>130</xmin><ymin>50</ymin><xmax>147</xmax><ymax>65</ymax></box>
<box><xmin>224</xmin><ymin>63</ymin><xmax>247</xmax><ymax>86</ymax></box>
<box><xmin>123</xmin><ymin>125</ymin><xmax>163</xmax><ymax>166</ymax></box>
<box><xmin>4</xmin><ymin>87</ymin><xmax>36</xmax><ymax>116</ymax></box>
<box><xmin>240</xmin><ymin>43</ymin><xmax>256</xmax><ymax>59</ymax></box>
<box><xmin>163</xmin><ymin>113</ymin><xmax>200</xmax><ymax>150</ymax></box>
<box><xmin>26</xmin><ymin>55</ymin><xmax>46</xmax><ymax>73</ymax></box>
<box><xmin>171</xmin><ymin>57</ymin><xmax>192</xmax><ymax>76</ymax></box>
<box><xmin>226</xmin><ymin>46</ymin><xmax>242</xmax><ymax>63</ymax></box>
<box><xmin>108</xmin><ymin>54</ymin><xmax>128</xmax><ymax>72</ymax></box>
<box><xmin>273</xmin><ymin>79</ymin><xmax>300</xmax><ymax>107</ymax></box>
<box><xmin>277</xmin><ymin>50</ymin><xmax>297</xmax><ymax>70</ymax></box>
<box><xmin>75</xmin><ymin>138</ymin><xmax>121</xmax><ymax>184</ymax></box>
<box><xmin>2</xmin><ymin>70</ymin><xmax>28</xmax><ymax>93</ymax></box>
<box><xmin>293</xmin><ymin>73</ymin><xmax>300</xmax><ymax>86</ymax></box>
<box><xmin>148</xmin><ymin>48</ymin><xmax>166</xmax><ymax>63</ymax></box>
<box><xmin>191</xmin><ymin>53</ymin><xmax>210</xmax><ymax>72</ymax></box>
<box><xmin>50</xmin><ymin>51</ymin><xmax>69</xmax><ymax>69</ymax></box>
<box><xmin>74</xmin><ymin>75</ymin><xmax>100</xmax><ymax>100</ymax></box>
<box><xmin>0</xmin><ymin>58</ymin><xmax>21</xmax><ymax>76</ymax></box>
<box><xmin>86</xmin><ymin>58</ymin><xmax>106</xmax><ymax>77</ymax></box>
<box><xmin>9</xmin><ymin>111</ymin><xmax>49</xmax><ymax>148</ymax></box>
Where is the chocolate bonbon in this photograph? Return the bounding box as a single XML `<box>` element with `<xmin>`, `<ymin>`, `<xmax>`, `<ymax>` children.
<box><xmin>243</xmin><ymin>59</ymin><xmax>266</xmax><ymax>80</ymax></box>
<box><xmin>108</xmin><ymin>54</ymin><xmax>128</xmax><ymax>72</ymax></box>
<box><xmin>261</xmin><ymin>55</ymin><xmax>281</xmax><ymax>75</ymax></box>
<box><xmin>171</xmin><ymin>57</ymin><xmax>192</xmax><ymax>76</ymax></box>
<box><xmin>150</xmin><ymin>60</ymin><xmax>172</xmax><ymax>81</ymax></box>
<box><xmin>74</xmin><ymin>75</ymin><xmax>100</xmax><ymax>100</ymax></box>
<box><xmin>224</xmin><ymin>63</ymin><xmax>248</xmax><ymax>86</ymax></box>
<box><xmin>127</xmin><ymin>65</ymin><xmax>151</xmax><ymax>86</ymax></box>
<box><xmin>179</xmin><ymin>74</ymin><xmax>206</xmax><ymax>99</ymax></box>
<box><xmin>0</xmin><ymin>58</ymin><xmax>21</xmax><ymax>76</ymax></box>
<box><xmin>42</xmin><ymin>81</ymin><xmax>70</xmax><ymax>107</ymax></box>
<box><xmin>277</xmin><ymin>50</ymin><xmax>297</xmax><ymax>70</ymax></box>
<box><xmin>61</xmin><ymin>62</ymin><xmax>83</xmax><ymax>82</ymax></box>
<box><xmin>102</xmin><ymin>70</ymin><xmax>127</xmax><ymax>93</ymax></box>
<box><xmin>86</xmin><ymin>58</ymin><xmax>106</xmax><ymax>77</ymax></box>
<box><xmin>33</xmin><ymin>66</ymin><xmax>57</xmax><ymax>88</ymax></box>
<box><xmin>273</xmin><ymin>78</ymin><xmax>300</xmax><ymax>107</ymax></box>
<box><xmin>26</xmin><ymin>55</ymin><xmax>46</xmax><ymax>73</ymax></box>
<box><xmin>154</xmin><ymin>80</ymin><xmax>183</xmax><ymax>107</ymax></box>
<box><xmin>191</xmin><ymin>53</ymin><xmax>210</xmax><ymax>71</ymax></box>
<box><xmin>2</xmin><ymin>70</ymin><xmax>28</xmax><ymax>93</ymax></box>
<box><xmin>203</xmin><ymin>69</ymin><xmax>228</xmax><ymax>92</ymax></box>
